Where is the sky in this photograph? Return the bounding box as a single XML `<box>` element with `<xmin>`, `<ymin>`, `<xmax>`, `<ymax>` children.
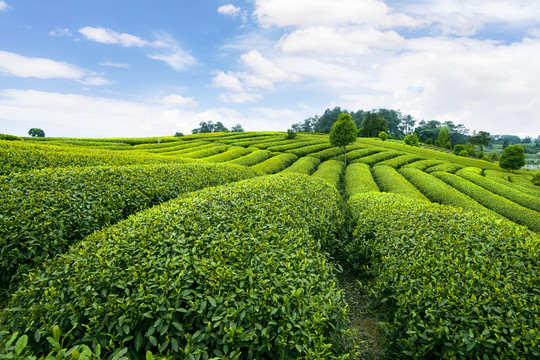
<box><xmin>0</xmin><ymin>0</ymin><xmax>539</xmax><ymax>138</ymax></box>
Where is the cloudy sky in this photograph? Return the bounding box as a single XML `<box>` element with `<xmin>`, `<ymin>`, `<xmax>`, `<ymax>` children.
<box><xmin>1</xmin><ymin>0</ymin><xmax>539</xmax><ymax>138</ymax></box>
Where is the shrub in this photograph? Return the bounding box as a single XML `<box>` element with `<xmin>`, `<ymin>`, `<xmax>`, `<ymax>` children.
<box><xmin>344</xmin><ymin>163</ymin><xmax>379</xmax><ymax>197</ymax></box>
<box><xmin>404</xmin><ymin>133</ymin><xmax>419</xmax><ymax>146</ymax></box>
<box><xmin>453</xmin><ymin>144</ymin><xmax>465</xmax><ymax>155</ymax></box>
<box><xmin>286</xmin><ymin>129</ymin><xmax>297</xmax><ymax>139</ymax></box>
<box><xmin>376</xmin><ymin>154</ymin><xmax>425</xmax><ymax>169</ymax></box>
<box><xmin>180</xmin><ymin>145</ymin><xmax>229</xmax><ymax>159</ymax></box>
<box><xmin>307</xmin><ymin>143</ymin><xmax>365</xmax><ymax>161</ymax></box>
<box><xmin>201</xmin><ymin>146</ymin><xmax>253</xmax><ymax>163</ymax></box>
<box><xmin>287</xmin><ymin>143</ymin><xmax>334</xmax><ymax>157</ymax></box>
<box><xmin>459</xmin><ymin>149</ymin><xmax>469</xmax><ymax>157</ymax></box>
<box><xmin>3</xmin><ymin>175</ymin><xmax>351</xmax><ymax>360</ymax></box>
<box><xmin>533</xmin><ymin>171</ymin><xmax>540</xmax><ymax>186</ymax></box>
<box><xmin>352</xmin><ymin>151</ymin><xmax>403</xmax><ymax>167</ymax></box>
<box><xmin>311</xmin><ymin>160</ymin><xmax>345</xmax><ymax>188</ymax></box>
<box><xmin>0</xmin><ymin>134</ymin><xmax>21</xmax><ymax>141</ymax></box>
<box><xmin>251</xmin><ymin>153</ymin><xmax>298</xmax><ymax>174</ymax></box>
<box><xmin>499</xmin><ymin>144</ymin><xmax>526</xmax><ymax>171</ymax></box>
<box><xmin>347</xmin><ymin>192</ymin><xmax>540</xmax><ymax>359</ymax></box>
<box><xmin>331</xmin><ymin>146</ymin><xmax>380</xmax><ymax>162</ymax></box>
<box><xmin>401</xmin><ymin>159</ymin><xmax>445</xmax><ymax>171</ymax></box>
<box><xmin>372</xmin><ymin>165</ymin><xmax>429</xmax><ymax>202</ymax></box>
<box><xmin>280</xmin><ymin>156</ymin><xmax>321</xmax><ymax>175</ymax></box>
<box><xmin>487</xmin><ymin>153</ymin><xmax>499</xmax><ymax>162</ymax></box>
<box><xmin>425</xmin><ymin>162</ymin><xmax>464</xmax><ymax>174</ymax></box>
<box><xmin>0</xmin><ymin>163</ymin><xmax>258</xmax><ymax>288</ymax></box>
<box><xmin>378</xmin><ymin>131</ymin><xmax>388</xmax><ymax>141</ymax></box>
<box><xmin>266</xmin><ymin>140</ymin><xmax>323</xmax><ymax>152</ymax></box>
<box><xmin>227</xmin><ymin>149</ymin><xmax>273</xmax><ymax>166</ymax></box>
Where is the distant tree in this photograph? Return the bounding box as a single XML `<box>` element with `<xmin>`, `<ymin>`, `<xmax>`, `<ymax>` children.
<box><xmin>470</xmin><ymin>130</ymin><xmax>491</xmax><ymax>151</ymax></box>
<box><xmin>465</xmin><ymin>142</ymin><xmax>476</xmax><ymax>157</ymax></box>
<box><xmin>360</xmin><ymin>113</ymin><xmax>387</xmax><ymax>137</ymax></box>
<box><xmin>330</xmin><ymin>113</ymin><xmax>357</xmax><ymax>166</ymax></box>
<box><xmin>487</xmin><ymin>153</ymin><xmax>499</xmax><ymax>162</ymax></box>
<box><xmin>213</xmin><ymin>121</ymin><xmax>229</xmax><ymax>132</ymax></box>
<box><xmin>173</xmin><ymin>132</ymin><xmax>184</xmax><ymax>137</ymax></box>
<box><xmin>459</xmin><ymin>150</ymin><xmax>470</xmax><ymax>157</ymax></box>
<box><xmin>521</xmin><ymin>136</ymin><xmax>532</xmax><ymax>144</ymax></box>
<box><xmin>414</xmin><ymin>120</ymin><xmax>441</xmax><ymax>142</ymax></box>
<box><xmin>437</xmin><ymin>126</ymin><xmax>450</xmax><ymax>147</ymax></box>
<box><xmin>192</xmin><ymin>121</ymin><xmax>229</xmax><ymax>134</ymax></box>
<box><xmin>502</xmin><ymin>139</ymin><xmax>509</xmax><ymax>149</ymax></box>
<box><xmin>499</xmin><ymin>145</ymin><xmax>525</xmax><ymax>172</ymax></box>
<box><xmin>28</xmin><ymin>128</ymin><xmax>45</xmax><ymax>137</ymax></box>
<box><xmin>400</xmin><ymin>114</ymin><xmax>416</xmax><ymax>135</ymax></box>
<box><xmin>291</xmin><ymin>117</ymin><xmax>316</xmax><ymax>132</ymax></box>
<box><xmin>286</xmin><ymin>129</ymin><xmax>297</xmax><ymax>140</ymax></box>
<box><xmin>0</xmin><ymin>134</ymin><xmax>21</xmax><ymax>140</ymax></box>
<box><xmin>532</xmin><ymin>171</ymin><xmax>540</xmax><ymax>186</ymax></box>
<box><xmin>378</xmin><ymin>131</ymin><xmax>388</xmax><ymax>141</ymax></box>
<box><xmin>314</xmin><ymin>107</ymin><xmax>345</xmax><ymax>133</ymax></box>
<box><xmin>231</xmin><ymin>124</ymin><xmax>244</xmax><ymax>132</ymax></box>
<box><xmin>404</xmin><ymin>133</ymin><xmax>419</xmax><ymax>147</ymax></box>
<box><xmin>453</xmin><ymin>144</ymin><xmax>466</xmax><ymax>155</ymax></box>
<box><xmin>375</xmin><ymin>108</ymin><xmax>403</xmax><ymax>137</ymax></box>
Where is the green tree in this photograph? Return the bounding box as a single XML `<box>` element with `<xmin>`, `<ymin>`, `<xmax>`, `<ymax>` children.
<box><xmin>453</xmin><ymin>144</ymin><xmax>466</xmax><ymax>155</ymax></box>
<box><xmin>231</xmin><ymin>124</ymin><xmax>244</xmax><ymax>132</ymax></box>
<box><xmin>404</xmin><ymin>133</ymin><xmax>419</xmax><ymax>146</ymax></box>
<box><xmin>459</xmin><ymin>150</ymin><xmax>470</xmax><ymax>157</ymax></box>
<box><xmin>470</xmin><ymin>130</ymin><xmax>491</xmax><ymax>151</ymax></box>
<box><xmin>213</xmin><ymin>121</ymin><xmax>229</xmax><ymax>132</ymax></box>
<box><xmin>28</xmin><ymin>128</ymin><xmax>45</xmax><ymax>137</ymax></box>
<box><xmin>499</xmin><ymin>144</ymin><xmax>526</xmax><ymax>172</ymax></box>
<box><xmin>286</xmin><ymin>129</ymin><xmax>297</xmax><ymax>139</ymax></box>
<box><xmin>437</xmin><ymin>126</ymin><xmax>450</xmax><ymax>147</ymax></box>
<box><xmin>330</xmin><ymin>113</ymin><xmax>357</xmax><ymax>166</ymax></box>
<box><xmin>378</xmin><ymin>131</ymin><xmax>388</xmax><ymax>141</ymax></box>
<box><xmin>173</xmin><ymin>132</ymin><xmax>184</xmax><ymax>137</ymax></box>
<box><xmin>360</xmin><ymin>113</ymin><xmax>387</xmax><ymax>137</ymax></box>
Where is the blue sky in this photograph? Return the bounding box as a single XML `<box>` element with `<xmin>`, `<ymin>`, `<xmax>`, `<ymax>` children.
<box><xmin>1</xmin><ymin>0</ymin><xmax>539</xmax><ymax>138</ymax></box>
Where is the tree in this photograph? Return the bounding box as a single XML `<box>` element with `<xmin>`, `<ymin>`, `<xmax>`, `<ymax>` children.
<box><xmin>470</xmin><ymin>130</ymin><xmax>491</xmax><ymax>151</ymax></box>
<box><xmin>173</xmin><ymin>132</ymin><xmax>184</xmax><ymax>137</ymax></box>
<box><xmin>459</xmin><ymin>150</ymin><xmax>469</xmax><ymax>157</ymax></box>
<box><xmin>213</xmin><ymin>121</ymin><xmax>229</xmax><ymax>132</ymax></box>
<box><xmin>359</xmin><ymin>113</ymin><xmax>387</xmax><ymax>137</ymax></box>
<box><xmin>378</xmin><ymin>131</ymin><xmax>388</xmax><ymax>141</ymax></box>
<box><xmin>499</xmin><ymin>145</ymin><xmax>525</xmax><ymax>172</ymax></box>
<box><xmin>28</xmin><ymin>128</ymin><xmax>45</xmax><ymax>137</ymax></box>
<box><xmin>404</xmin><ymin>133</ymin><xmax>419</xmax><ymax>146</ymax></box>
<box><xmin>286</xmin><ymin>129</ymin><xmax>297</xmax><ymax>139</ymax></box>
<box><xmin>330</xmin><ymin>113</ymin><xmax>357</xmax><ymax>166</ymax></box>
<box><xmin>453</xmin><ymin>144</ymin><xmax>466</xmax><ymax>155</ymax></box>
<box><xmin>437</xmin><ymin>126</ymin><xmax>450</xmax><ymax>147</ymax></box>
<box><xmin>313</xmin><ymin>107</ymin><xmax>345</xmax><ymax>133</ymax></box>
<box><xmin>231</xmin><ymin>124</ymin><xmax>244</xmax><ymax>132</ymax></box>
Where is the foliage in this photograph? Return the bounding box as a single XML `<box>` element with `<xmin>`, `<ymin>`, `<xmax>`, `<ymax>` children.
<box><xmin>191</xmin><ymin>121</ymin><xmax>228</xmax><ymax>134</ymax></box>
<box><xmin>28</xmin><ymin>128</ymin><xmax>45</xmax><ymax>138</ymax></box>
<box><xmin>375</xmin><ymin>154</ymin><xmax>425</xmax><ymax>169</ymax></box>
<box><xmin>533</xmin><ymin>171</ymin><xmax>540</xmax><ymax>186</ymax></box>
<box><xmin>306</xmin><ymin>143</ymin><xmax>364</xmax><ymax>161</ymax></box>
<box><xmin>352</xmin><ymin>151</ymin><xmax>403</xmax><ymax>167</ymax></box>
<box><xmin>330</xmin><ymin>113</ymin><xmax>357</xmax><ymax>166</ymax></box>
<box><xmin>201</xmin><ymin>146</ymin><xmax>253</xmax><ymax>163</ymax></box>
<box><xmin>280</xmin><ymin>156</ymin><xmax>321</xmax><ymax>175</ymax></box>
<box><xmin>372</xmin><ymin>165</ymin><xmax>429</xmax><ymax>202</ymax></box>
<box><xmin>267</xmin><ymin>140</ymin><xmax>323</xmax><ymax>152</ymax></box>
<box><xmin>226</xmin><ymin>149</ymin><xmax>273</xmax><ymax>166</ymax></box>
<box><xmin>403</xmin><ymin>133</ymin><xmax>419</xmax><ymax>146</ymax></box>
<box><xmin>348</xmin><ymin>192</ymin><xmax>540</xmax><ymax>359</ymax></box>
<box><xmin>487</xmin><ymin>152</ymin><xmax>499</xmax><ymax>162</ymax></box>
<box><xmin>286</xmin><ymin>129</ymin><xmax>297</xmax><ymax>140</ymax></box>
<box><xmin>311</xmin><ymin>160</ymin><xmax>345</xmax><ymax>188</ymax></box>
<box><xmin>499</xmin><ymin>144</ymin><xmax>526</xmax><ymax>171</ymax></box>
<box><xmin>231</xmin><ymin>124</ymin><xmax>244</xmax><ymax>132</ymax></box>
<box><xmin>344</xmin><ymin>163</ymin><xmax>379</xmax><ymax>198</ymax></box>
<box><xmin>470</xmin><ymin>130</ymin><xmax>491</xmax><ymax>150</ymax></box>
<box><xmin>459</xmin><ymin>149</ymin><xmax>469</xmax><ymax>157</ymax></box>
<box><xmin>401</xmin><ymin>159</ymin><xmax>445</xmax><ymax>171</ymax></box>
<box><xmin>378</xmin><ymin>131</ymin><xmax>388</xmax><ymax>141</ymax></box>
<box><xmin>173</xmin><ymin>132</ymin><xmax>183</xmax><ymax>137</ymax></box>
<box><xmin>0</xmin><ymin>134</ymin><xmax>21</xmax><ymax>141</ymax></box>
<box><xmin>359</xmin><ymin>113</ymin><xmax>387</xmax><ymax>138</ymax></box>
<box><xmin>288</xmin><ymin>143</ymin><xmax>334</xmax><ymax>157</ymax></box>
<box><xmin>425</xmin><ymin>162</ymin><xmax>464</xmax><ymax>174</ymax></box>
<box><xmin>251</xmin><ymin>153</ymin><xmax>298</xmax><ymax>174</ymax></box>
<box><xmin>0</xmin><ymin>163</ymin><xmax>258</xmax><ymax>288</ymax></box>
<box><xmin>3</xmin><ymin>175</ymin><xmax>352</xmax><ymax>360</ymax></box>
<box><xmin>436</xmin><ymin>126</ymin><xmax>449</xmax><ymax>146</ymax></box>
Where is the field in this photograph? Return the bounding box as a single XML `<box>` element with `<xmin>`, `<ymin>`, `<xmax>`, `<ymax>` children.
<box><xmin>1</xmin><ymin>133</ymin><xmax>539</xmax><ymax>359</ymax></box>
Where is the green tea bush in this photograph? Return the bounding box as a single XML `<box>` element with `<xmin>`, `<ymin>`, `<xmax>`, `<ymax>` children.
<box><xmin>311</xmin><ymin>160</ymin><xmax>345</xmax><ymax>188</ymax></box>
<box><xmin>0</xmin><ymin>163</ymin><xmax>258</xmax><ymax>287</ymax></box>
<box><xmin>401</xmin><ymin>159</ymin><xmax>445</xmax><ymax>171</ymax></box>
<box><xmin>161</xmin><ymin>143</ymin><xmax>218</xmax><ymax>156</ymax></box>
<box><xmin>425</xmin><ymin>162</ymin><xmax>465</xmax><ymax>174</ymax></box>
<box><xmin>138</xmin><ymin>141</ymin><xmax>207</xmax><ymax>153</ymax></box>
<box><xmin>3</xmin><ymin>175</ymin><xmax>351</xmax><ymax>360</ymax></box>
<box><xmin>347</xmin><ymin>192</ymin><xmax>540</xmax><ymax>359</ymax></box>
<box><xmin>251</xmin><ymin>153</ymin><xmax>298</xmax><ymax>174</ymax></box>
<box><xmin>229</xmin><ymin>135</ymin><xmax>283</xmax><ymax>147</ymax></box>
<box><xmin>266</xmin><ymin>140</ymin><xmax>323</xmax><ymax>152</ymax></box>
<box><xmin>398</xmin><ymin>167</ymin><xmax>499</xmax><ymax>217</ymax></box>
<box><xmin>375</xmin><ymin>154</ymin><xmax>425</xmax><ymax>169</ymax></box>
<box><xmin>458</xmin><ymin>166</ymin><xmax>483</xmax><ymax>175</ymax></box>
<box><xmin>484</xmin><ymin>169</ymin><xmax>509</xmax><ymax>180</ymax></box>
<box><xmin>288</xmin><ymin>143</ymin><xmax>334</xmax><ymax>157</ymax></box>
<box><xmin>456</xmin><ymin>169</ymin><xmax>540</xmax><ymax>212</ymax></box>
<box><xmin>487</xmin><ymin>177</ymin><xmax>540</xmax><ymax>197</ymax></box>
<box><xmin>254</xmin><ymin>139</ymin><xmax>298</xmax><ymax>149</ymax></box>
<box><xmin>280</xmin><ymin>156</ymin><xmax>321</xmax><ymax>175</ymax></box>
<box><xmin>344</xmin><ymin>163</ymin><xmax>379</xmax><ymax>197</ymax></box>
<box><xmin>433</xmin><ymin>171</ymin><xmax>540</xmax><ymax>232</ymax></box>
<box><xmin>331</xmin><ymin>147</ymin><xmax>380</xmax><ymax>162</ymax></box>
<box><xmin>372</xmin><ymin>165</ymin><xmax>429</xmax><ymax>202</ymax></box>
<box><xmin>180</xmin><ymin>145</ymin><xmax>229</xmax><ymax>159</ymax></box>
<box><xmin>201</xmin><ymin>146</ymin><xmax>254</xmax><ymax>163</ymax></box>
<box><xmin>352</xmin><ymin>151</ymin><xmax>403</xmax><ymax>166</ymax></box>
<box><xmin>226</xmin><ymin>149</ymin><xmax>273</xmax><ymax>166</ymax></box>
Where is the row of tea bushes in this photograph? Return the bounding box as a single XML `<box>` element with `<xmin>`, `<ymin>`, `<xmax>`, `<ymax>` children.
<box><xmin>0</xmin><ymin>163</ymin><xmax>258</xmax><ymax>288</ymax></box>
<box><xmin>399</xmin><ymin>168</ymin><xmax>499</xmax><ymax>217</ymax></box>
<box><xmin>280</xmin><ymin>156</ymin><xmax>321</xmax><ymax>175</ymax></box>
<box><xmin>331</xmin><ymin>147</ymin><xmax>380</xmax><ymax>163</ymax></box>
<box><xmin>433</xmin><ymin>171</ymin><xmax>540</xmax><ymax>232</ymax></box>
<box><xmin>344</xmin><ymin>163</ymin><xmax>379</xmax><ymax>198</ymax></box>
<box><xmin>251</xmin><ymin>153</ymin><xmax>298</xmax><ymax>174</ymax></box>
<box><xmin>138</xmin><ymin>141</ymin><xmax>208</xmax><ymax>153</ymax></box>
<box><xmin>0</xmin><ymin>140</ymin><xmax>191</xmax><ymax>175</ymax></box>
<box><xmin>179</xmin><ymin>145</ymin><xmax>229</xmax><ymax>159</ymax></box>
<box><xmin>311</xmin><ymin>160</ymin><xmax>345</xmax><ymax>188</ymax></box>
<box><xmin>488</xmin><ymin>177</ymin><xmax>540</xmax><ymax>197</ymax></box>
<box><xmin>372</xmin><ymin>165</ymin><xmax>429</xmax><ymax>202</ymax></box>
<box><xmin>226</xmin><ymin>149</ymin><xmax>273</xmax><ymax>166</ymax></box>
<box><xmin>456</xmin><ymin>169</ymin><xmax>540</xmax><ymax>212</ymax></box>
<box><xmin>424</xmin><ymin>162</ymin><xmax>464</xmax><ymax>174</ymax></box>
<box><xmin>375</xmin><ymin>154</ymin><xmax>425</xmax><ymax>169</ymax></box>
<box><xmin>401</xmin><ymin>159</ymin><xmax>445</xmax><ymax>171</ymax></box>
<box><xmin>348</xmin><ymin>192</ymin><xmax>540</xmax><ymax>359</ymax></box>
<box><xmin>266</xmin><ymin>140</ymin><xmax>324</xmax><ymax>152</ymax></box>
<box><xmin>353</xmin><ymin>151</ymin><xmax>403</xmax><ymax>167</ymax></box>
<box><xmin>288</xmin><ymin>143</ymin><xmax>334</xmax><ymax>158</ymax></box>
<box><xmin>2</xmin><ymin>175</ymin><xmax>351</xmax><ymax>360</ymax></box>
<box><xmin>201</xmin><ymin>146</ymin><xmax>254</xmax><ymax>163</ymax></box>
<box><xmin>160</xmin><ymin>143</ymin><xmax>218</xmax><ymax>156</ymax></box>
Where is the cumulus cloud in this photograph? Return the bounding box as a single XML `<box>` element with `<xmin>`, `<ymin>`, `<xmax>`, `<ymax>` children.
<box><xmin>79</xmin><ymin>27</ymin><xmax>149</xmax><ymax>47</ymax></box>
<box><xmin>0</xmin><ymin>51</ymin><xmax>109</xmax><ymax>85</ymax></box>
<box><xmin>218</xmin><ymin>4</ymin><xmax>242</xmax><ymax>17</ymax></box>
<box><xmin>218</xmin><ymin>92</ymin><xmax>263</xmax><ymax>103</ymax></box>
<box><xmin>158</xmin><ymin>94</ymin><xmax>198</xmax><ymax>107</ymax></box>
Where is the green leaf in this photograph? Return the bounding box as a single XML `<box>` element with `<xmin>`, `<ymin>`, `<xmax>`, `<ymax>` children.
<box><xmin>146</xmin><ymin>351</ymin><xmax>155</xmax><ymax>360</ymax></box>
<box><xmin>15</xmin><ymin>335</ymin><xmax>28</xmax><ymax>355</ymax></box>
<box><xmin>52</xmin><ymin>325</ymin><xmax>61</xmax><ymax>343</ymax></box>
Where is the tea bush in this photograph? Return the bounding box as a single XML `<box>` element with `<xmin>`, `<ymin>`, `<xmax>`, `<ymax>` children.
<box><xmin>401</xmin><ymin>159</ymin><xmax>445</xmax><ymax>171</ymax></box>
<box><xmin>375</xmin><ymin>154</ymin><xmax>426</xmax><ymax>169</ymax></box>
<box><xmin>3</xmin><ymin>175</ymin><xmax>351</xmax><ymax>360</ymax></box>
<box><xmin>251</xmin><ymin>153</ymin><xmax>298</xmax><ymax>174</ymax></box>
<box><xmin>433</xmin><ymin>171</ymin><xmax>540</xmax><ymax>232</ymax></box>
<box><xmin>280</xmin><ymin>156</ymin><xmax>321</xmax><ymax>175</ymax></box>
<box><xmin>372</xmin><ymin>165</ymin><xmax>429</xmax><ymax>202</ymax></box>
<box><xmin>425</xmin><ymin>162</ymin><xmax>464</xmax><ymax>174</ymax></box>
<box><xmin>352</xmin><ymin>151</ymin><xmax>403</xmax><ymax>167</ymax></box>
<box><xmin>266</xmin><ymin>140</ymin><xmax>323</xmax><ymax>152</ymax></box>
<box><xmin>331</xmin><ymin>147</ymin><xmax>381</xmax><ymax>162</ymax></box>
<box><xmin>201</xmin><ymin>146</ymin><xmax>254</xmax><ymax>163</ymax></box>
<box><xmin>180</xmin><ymin>145</ymin><xmax>229</xmax><ymax>159</ymax></box>
<box><xmin>311</xmin><ymin>160</ymin><xmax>345</xmax><ymax>188</ymax></box>
<box><xmin>348</xmin><ymin>192</ymin><xmax>540</xmax><ymax>359</ymax></box>
<box><xmin>0</xmin><ymin>163</ymin><xmax>258</xmax><ymax>287</ymax></box>
<box><xmin>288</xmin><ymin>143</ymin><xmax>334</xmax><ymax>157</ymax></box>
<box><xmin>344</xmin><ymin>163</ymin><xmax>379</xmax><ymax>197</ymax></box>
<box><xmin>226</xmin><ymin>149</ymin><xmax>273</xmax><ymax>166</ymax></box>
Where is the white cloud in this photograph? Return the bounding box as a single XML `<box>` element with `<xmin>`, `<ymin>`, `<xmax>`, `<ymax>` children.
<box><xmin>0</xmin><ymin>1</ymin><xmax>10</xmax><ymax>12</ymax></box>
<box><xmin>158</xmin><ymin>94</ymin><xmax>198</xmax><ymax>107</ymax></box>
<box><xmin>99</xmin><ymin>61</ymin><xmax>131</xmax><ymax>68</ymax></box>
<box><xmin>218</xmin><ymin>4</ymin><xmax>242</xmax><ymax>17</ymax></box>
<box><xmin>0</xmin><ymin>51</ymin><xmax>109</xmax><ymax>85</ymax></box>
<box><xmin>79</xmin><ymin>27</ymin><xmax>149</xmax><ymax>47</ymax></box>
<box><xmin>49</xmin><ymin>28</ymin><xmax>72</xmax><ymax>37</ymax></box>
<box><xmin>218</xmin><ymin>92</ymin><xmax>263</xmax><ymax>103</ymax></box>
<box><xmin>212</xmin><ymin>70</ymin><xmax>245</xmax><ymax>92</ymax></box>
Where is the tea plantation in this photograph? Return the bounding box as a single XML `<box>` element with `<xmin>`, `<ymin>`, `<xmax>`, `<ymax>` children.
<box><xmin>1</xmin><ymin>132</ymin><xmax>538</xmax><ymax>359</ymax></box>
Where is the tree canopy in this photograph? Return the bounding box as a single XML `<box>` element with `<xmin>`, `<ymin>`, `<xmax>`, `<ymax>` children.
<box><xmin>499</xmin><ymin>145</ymin><xmax>526</xmax><ymax>172</ymax></box>
<box><xmin>330</xmin><ymin>113</ymin><xmax>357</xmax><ymax>165</ymax></box>
<box><xmin>28</xmin><ymin>128</ymin><xmax>45</xmax><ymax>137</ymax></box>
<box><xmin>192</xmin><ymin>121</ymin><xmax>229</xmax><ymax>134</ymax></box>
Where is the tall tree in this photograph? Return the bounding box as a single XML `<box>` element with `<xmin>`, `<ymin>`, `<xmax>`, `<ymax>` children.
<box><xmin>313</xmin><ymin>107</ymin><xmax>345</xmax><ymax>133</ymax></box>
<box><xmin>499</xmin><ymin>145</ymin><xmax>526</xmax><ymax>172</ymax></box>
<box><xmin>28</xmin><ymin>128</ymin><xmax>45</xmax><ymax>137</ymax></box>
<box><xmin>231</xmin><ymin>124</ymin><xmax>244</xmax><ymax>132</ymax></box>
<box><xmin>375</xmin><ymin>108</ymin><xmax>403</xmax><ymax>137</ymax></box>
<box><xmin>359</xmin><ymin>113</ymin><xmax>387</xmax><ymax>137</ymax></box>
<box><xmin>470</xmin><ymin>130</ymin><xmax>491</xmax><ymax>151</ymax></box>
<box><xmin>400</xmin><ymin>114</ymin><xmax>416</xmax><ymax>135</ymax></box>
<box><xmin>330</xmin><ymin>113</ymin><xmax>357</xmax><ymax>166</ymax></box>
<box><xmin>213</xmin><ymin>121</ymin><xmax>229</xmax><ymax>132</ymax></box>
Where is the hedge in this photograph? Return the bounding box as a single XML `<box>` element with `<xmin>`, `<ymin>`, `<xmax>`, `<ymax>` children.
<box><xmin>344</xmin><ymin>163</ymin><xmax>379</xmax><ymax>198</ymax></box>
<box><xmin>179</xmin><ymin>145</ymin><xmax>229</xmax><ymax>159</ymax></box>
<box><xmin>331</xmin><ymin>147</ymin><xmax>381</xmax><ymax>162</ymax></box>
<box><xmin>280</xmin><ymin>156</ymin><xmax>321</xmax><ymax>175</ymax></box>
<box><xmin>0</xmin><ymin>163</ymin><xmax>258</xmax><ymax>288</ymax></box>
<box><xmin>456</xmin><ymin>169</ymin><xmax>540</xmax><ymax>213</ymax></box>
<box><xmin>398</xmin><ymin>167</ymin><xmax>499</xmax><ymax>217</ymax></box>
<box><xmin>2</xmin><ymin>175</ymin><xmax>351</xmax><ymax>360</ymax></box>
<box><xmin>160</xmin><ymin>143</ymin><xmax>218</xmax><ymax>156</ymax></box>
<box><xmin>347</xmin><ymin>192</ymin><xmax>540</xmax><ymax>359</ymax></box>
<box><xmin>311</xmin><ymin>160</ymin><xmax>345</xmax><ymax>188</ymax></box>
<box><xmin>372</xmin><ymin>165</ymin><xmax>429</xmax><ymax>202</ymax></box>
<box><xmin>432</xmin><ymin>171</ymin><xmax>540</xmax><ymax>232</ymax></box>
<box><xmin>487</xmin><ymin>177</ymin><xmax>540</xmax><ymax>197</ymax></box>
<box><xmin>375</xmin><ymin>154</ymin><xmax>426</xmax><ymax>169</ymax></box>
<box><xmin>483</xmin><ymin>169</ymin><xmax>509</xmax><ymax>180</ymax></box>
<box><xmin>424</xmin><ymin>162</ymin><xmax>465</xmax><ymax>174</ymax></box>
<box><xmin>137</xmin><ymin>141</ymin><xmax>207</xmax><ymax>153</ymax></box>
<box><xmin>266</xmin><ymin>140</ymin><xmax>324</xmax><ymax>152</ymax></box>
<box><xmin>288</xmin><ymin>143</ymin><xmax>334</xmax><ymax>158</ymax></box>
<box><xmin>352</xmin><ymin>151</ymin><xmax>403</xmax><ymax>167</ymax></box>
<box><xmin>201</xmin><ymin>146</ymin><xmax>254</xmax><ymax>163</ymax></box>
<box><xmin>251</xmin><ymin>153</ymin><xmax>299</xmax><ymax>174</ymax></box>
<box><xmin>226</xmin><ymin>149</ymin><xmax>273</xmax><ymax>167</ymax></box>
<box><xmin>401</xmin><ymin>159</ymin><xmax>445</xmax><ymax>171</ymax></box>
